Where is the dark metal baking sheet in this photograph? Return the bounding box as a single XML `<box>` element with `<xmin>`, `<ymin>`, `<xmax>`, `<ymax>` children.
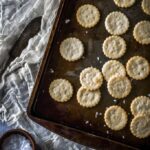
<box><xmin>28</xmin><ymin>0</ymin><xmax>150</xmax><ymax>149</ymax></box>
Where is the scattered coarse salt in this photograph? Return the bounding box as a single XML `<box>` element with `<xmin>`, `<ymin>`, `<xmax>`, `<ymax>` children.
<box><xmin>99</xmin><ymin>112</ymin><xmax>102</xmax><ymax>116</ymax></box>
<box><xmin>97</xmin><ymin>57</ymin><xmax>100</xmax><ymax>61</ymax></box>
<box><xmin>104</xmin><ymin>124</ymin><xmax>106</xmax><ymax>127</ymax></box>
<box><xmin>89</xmin><ymin>123</ymin><xmax>92</xmax><ymax>126</ymax></box>
<box><xmin>147</xmin><ymin>93</ymin><xmax>150</xmax><ymax>97</ymax></box>
<box><xmin>49</xmin><ymin>69</ymin><xmax>54</xmax><ymax>73</ymax></box>
<box><xmin>123</xmin><ymin>100</ymin><xmax>126</xmax><ymax>104</ymax></box>
<box><xmin>95</xmin><ymin>112</ymin><xmax>99</xmax><ymax>118</ymax></box>
<box><xmin>113</xmin><ymin>99</ymin><xmax>117</xmax><ymax>103</ymax></box>
<box><xmin>85</xmin><ymin>121</ymin><xmax>89</xmax><ymax>124</ymax></box>
<box><xmin>122</xmin><ymin>135</ymin><xmax>125</xmax><ymax>139</ymax></box>
<box><xmin>85</xmin><ymin>31</ymin><xmax>88</xmax><ymax>34</ymax></box>
<box><xmin>99</xmin><ymin>61</ymin><xmax>102</xmax><ymax>64</ymax></box>
<box><xmin>106</xmin><ymin>130</ymin><xmax>109</xmax><ymax>134</ymax></box>
<box><xmin>65</xmin><ymin>19</ymin><xmax>70</xmax><ymax>24</ymax></box>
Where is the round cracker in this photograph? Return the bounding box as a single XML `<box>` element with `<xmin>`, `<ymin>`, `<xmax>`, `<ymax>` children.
<box><xmin>130</xmin><ymin>96</ymin><xmax>150</xmax><ymax>116</ymax></box>
<box><xmin>49</xmin><ymin>79</ymin><xmax>73</xmax><ymax>102</ymax></box>
<box><xmin>130</xmin><ymin>115</ymin><xmax>150</xmax><ymax>138</ymax></box>
<box><xmin>77</xmin><ymin>87</ymin><xmax>101</xmax><ymax>108</ymax></box>
<box><xmin>133</xmin><ymin>21</ymin><xmax>150</xmax><ymax>44</ymax></box>
<box><xmin>76</xmin><ymin>4</ymin><xmax>100</xmax><ymax>28</ymax></box>
<box><xmin>126</xmin><ymin>56</ymin><xmax>150</xmax><ymax>80</ymax></box>
<box><xmin>80</xmin><ymin>67</ymin><xmax>103</xmax><ymax>90</ymax></box>
<box><xmin>102</xmin><ymin>60</ymin><xmax>126</xmax><ymax>81</ymax></box>
<box><xmin>102</xmin><ymin>36</ymin><xmax>126</xmax><ymax>59</ymax></box>
<box><xmin>60</xmin><ymin>37</ymin><xmax>84</xmax><ymax>61</ymax></box>
<box><xmin>107</xmin><ymin>76</ymin><xmax>131</xmax><ymax>99</ymax></box>
<box><xmin>114</xmin><ymin>0</ymin><xmax>135</xmax><ymax>8</ymax></box>
<box><xmin>104</xmin><ymin>105</ymin><xmax>128</xmax><ymax>130</ymax></box>
<box><xmin>105</xmin><ymin>11</ymin><xmax>129</xmax><ymax>35</ymax></box>
<box><xmin>142</xmin><ymin>0</ymin><xmax>150</xmax><ymax>15</ymax></box>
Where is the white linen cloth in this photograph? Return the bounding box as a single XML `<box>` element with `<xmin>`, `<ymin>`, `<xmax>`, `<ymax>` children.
<box><xmin>0</xmin><ymin>0</ymin><xmax>92</xmax><ymax>149</ymax></box>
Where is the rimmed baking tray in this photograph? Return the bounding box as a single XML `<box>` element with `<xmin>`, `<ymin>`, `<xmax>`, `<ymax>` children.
<box><xmin>27</xmin><ymin>0</ymin><xmax>150</xmax><ymax>149</ymax></box>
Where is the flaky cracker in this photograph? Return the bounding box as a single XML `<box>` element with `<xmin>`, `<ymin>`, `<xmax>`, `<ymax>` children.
<box><xmin>76</xmin><ymin>4</ymin><xmax>100</xmax><ymax>28</ymax></box>
<box><xmin>105</xmin><ymin>11</ymin><xmax>129</xmax><ymax>35</ymax></box>
<box><xmin>130</xmin><ymin>115</ymin><xmax>150</xmax><ymax>138</ymax></box>
<box><xmin>104</xmin><ymin>105</ymin><xmax>128</xmax><ymax>130</ymax></box>
<box><xmin>114</xmin><ymin>0</ymin><xmax>135</xmax><ymax>8</ymax></box>
<box><xmin>49</xmin><ymin>79</ymin><xmax>73</xmax><ymax>102</ymax></box>
<box><xmin>130</xmin><ymin>96</ymin><xmax>150</xmax><ymax>116</ymax></box>
<box><xmin>103</xmin><ymin>36</ymin><xmax>126</xmax><ymax>59</ymax></box>
<box><xmin>107</xmin><ymin>76</ymin><xmax>131</xmax><ymax>99</ymax></box>
<box><xmin>102</xmin><ymin>60</ymin><xmax>126</xmax><ymax>81</ymax></box>
<box><xmin>133</xmin><ymin>21</ymin><xmax>150</xmax><ymax>44</ymax></box>
<box><xmin>60</xmin><ymin>37</ymin><xmax>84</xmax><ymax>61</ymax></box>
<box><xmin>80</xmin><ymin>67</ymin><xmax>103</xmax><ymax>90</ymax></box>
<box><xmin>77</xmin><ymin>87</ymin><xmax>101</xmax><ymax>108</ymax></box>
<box><xmin>126</xmin><ymin>56</ymin><xmax>150</xmax><ymax>80</ymax></box>
<box><xmin>142</xmin><ymin>0</ymin><xmax>150</xmax><ymax>15</ymax></box>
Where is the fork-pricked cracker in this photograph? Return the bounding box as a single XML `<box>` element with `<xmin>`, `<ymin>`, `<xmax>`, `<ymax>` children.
<box><xmin>76</xmin><ymin>4</ymin><xmax>100</xmax><ymax>28</ymax></box>
<box><xmin>49</xmin><ymin>79</ymin><xmax>73</xmax><ymax>102</ymax></box>
<box><xmin>104</xmin><ymin>105</ymin><xmax>128</xmax><ymax>130</ymax></box>
<box><xmin>142</xmin><ymin>0</ymin><xmax>150</xmax><ymax>15</ymax></box>
<box><xmin>107</xmin><ymin>76</ymin><xmax>131</xmax><ymax>99</ymax></box>
<box><xmin>126</xmin><ymin>56</ymin><xmax>150</xmax><ymax>80</ymax></box>
<box><xmin>103</xmin><ymin>36</ymin><xmax>126</xmax><ymax>59</ymax></box>
<box><xmin>130</xmin><ymin>115</ymin><xmax>150</xmax><ymax>138</ymax></box>
<box><xmin>60</xmin><ymin>37</ymin><xmax>84</xmax><ymax>61</ymax></box>
<box><xmin>130</xmin><ymin>96</ymin><xmax>150</xmax><ymax>116</ymax></box>
<box><xmin>114</xmin><ymin>0</ymin><xmax>135</xmax><ymax>8</ymax></box>
<box><xmin>80</xmin><ymin>67</ymin><xmax>103</xmax><ymax>90</ymax></box>
<box><xmin>77</xmin><ymin>87</ymin><xmax>101</xmax><ymax>108</ymax></box>
<box><xmin>133</xmin><ymin>21</ymin><xmax>150</xmax><ymax>44</ymax></box>
<box><xmin>105</xmin><ymin>11</ymin><xmax>129</xmax><ymax>35</ymax></box>
<box><xmin>102</xmin><ymin>60</ymin><xmax>126</xmax><ymax>81</ymax></box>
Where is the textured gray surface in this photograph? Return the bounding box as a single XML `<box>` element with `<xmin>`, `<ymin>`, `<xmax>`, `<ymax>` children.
<box><xmin>0</xmin><ymin>0</ymin><xmax>92</xmax><ymax>149</ymax></box>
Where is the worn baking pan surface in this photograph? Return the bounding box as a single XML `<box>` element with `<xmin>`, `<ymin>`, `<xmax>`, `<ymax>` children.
<box><xmin>28</xmin><ymin>0</ymin><xmax>150</xmax><ymax>149</ymax></box>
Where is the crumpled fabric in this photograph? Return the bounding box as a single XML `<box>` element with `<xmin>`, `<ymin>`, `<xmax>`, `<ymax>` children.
<box><xmin>0</xmin><ymin>0</ymin><xmax>92</xmax><ymax>149</ymax></box>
